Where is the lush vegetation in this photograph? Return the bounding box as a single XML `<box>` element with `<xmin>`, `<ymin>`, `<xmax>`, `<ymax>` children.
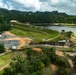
<box><xmin>10</xmin><ymin>22</ymin><xmax>59</xmax><ymax>42</ymax></box>
<box><xmin>0</xmin><ymin>44</ymin><xmax>5</xmax><ymax>53</ymax></box>
<box><xmin>0</xmin><ymin>8</ymin><xmax>76</xmax><ymax>24</ymax></box>
<box><xmin>49</xmin><ymin>30</ymin><xmax>74</xmax><ymax>42</ymax></box>
<box><xmin>3</xmin><ymin>47</ymin><xmax>72</xmax><ymax>75</ymax></box>
<box><xmin>0</xmin><ymin>8</ymin><xmax>75</xmax><ymax>75</ymax></box>
<box><xmin>0</xmin><ymin>24</ymin><xmax>11</xmax><ymax>32</ymax></box>
<box><xmin>0</xmin><ymin>53</ymin><xmax>12</xmax><ymax>68</ymax></box>
<box><xmin>0</xmin><ymin>70</ymin><xmax>4</xmax><ymax>75</ymax></box>
<box><xmin>72</xmin><ymin>56</ymin><xmax>76</xmax><ymax>70</ymax></box>
<box><xmin>0</xmin><ymin>51</ymin><xmax>27</xmax><ymax>74</ymax></box>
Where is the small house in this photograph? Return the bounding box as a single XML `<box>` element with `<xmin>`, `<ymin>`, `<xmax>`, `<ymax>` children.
<box><xmin>56</xmin><ymin>40</ymin><xmax>66</xmax><ymax>46</ymax></box>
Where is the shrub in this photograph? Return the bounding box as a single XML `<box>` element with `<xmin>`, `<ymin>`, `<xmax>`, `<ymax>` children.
<box><xmin>0</xmin><ymin>44</ymin><xmax>5</xmax><ymax>53</ymax></box>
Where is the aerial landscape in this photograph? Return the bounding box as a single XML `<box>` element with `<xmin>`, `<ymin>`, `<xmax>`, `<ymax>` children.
<box><xmin>0</xmin><ymin>0</ymin><xmax>76</xmax><ymax>75</ymax></box>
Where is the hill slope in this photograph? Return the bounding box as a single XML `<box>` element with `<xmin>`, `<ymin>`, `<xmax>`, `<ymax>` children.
<box><xmin>10</xmin><ymin>22</ymin><xmax>59</xmax><ymax>42</ymax></box>
<box><xmin>0</xmin><ymin>8</ymin><xmax>76</xmax><ymax>24</ymax></box>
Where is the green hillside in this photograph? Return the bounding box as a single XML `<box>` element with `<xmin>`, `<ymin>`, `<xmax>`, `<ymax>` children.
<box><xmin>10</xmin><ymin>22</ymin><xmax>59</xmax><ymax>42</ymax></box>
<box><xmin>0</xmin><ymin>8</ymin><xmax>76</xmax><ymax>25</ymax></box>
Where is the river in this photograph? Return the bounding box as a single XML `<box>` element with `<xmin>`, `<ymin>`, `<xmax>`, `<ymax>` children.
<box><xmin>42</xmin><ymin>26</ymin><xmax>76</xmax><ymax>33</ymax></box>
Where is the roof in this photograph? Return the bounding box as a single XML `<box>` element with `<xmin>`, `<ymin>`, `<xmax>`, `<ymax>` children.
<box><xmin>3</xmin><ymin>37</ymin><xmax>32</xmax><ymax>49</ymax></box>
<box><xmin>58</xmin><ymin>40</ymin><xmax>66</xmax><ymax>42</ymax></box>
<box><xmin>10</xmin><ymin>20</ymin><xmax>18</xmax><ymax>22</ymax></box>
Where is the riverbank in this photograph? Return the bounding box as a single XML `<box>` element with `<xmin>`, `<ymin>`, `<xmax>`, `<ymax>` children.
<box><xmin>31</xmin><ymin>23</ymin><xmax>76</xmax><ymax>26</ymax></box>
<box><xmin>39</xmin><ymin>25</ymin><xmax>76</xmax><ymax>33</ymax></box>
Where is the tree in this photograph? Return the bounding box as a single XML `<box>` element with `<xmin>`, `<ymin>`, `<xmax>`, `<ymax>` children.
<box><xmin>61</xmin><ymin>30</ymin><xmax>65</xmax><ymax>34</ymax></box>
<box><xmin>3</xmin><ymin>47</ymin><xmax>68</xmax><ymax>75</ymax></box>
<box><xmin>28</xmin><ymin>55</ymin><xmax>44</xmax><ymax>73</ymax></box>
<box><xmin>66</xmin><ymin>31</ymin><xmax>73</xmax><ymax>38</ymax></box>
<box><xmin>0</xmin><ymin>44</ymin><xmax>5</xmax><ymax>53</ymax></box>
<box><xmin>3</xmin><ymin>68</ymin><xmax>13</xmax><ymax>75</ymax></box>
<box><xmin>57</xmin><ymin>67</ymin><xmax>72</xmax><ymax>75</ymax></box>
<box><xmin>0</xmin><ymin>24</ymin><xmax>11</xmax><ymax>32</ymax></box>
<box><xmin>3</xmin><ymin>55</ymin><xmax>44</xmax><ymax>75</ymax></box>
<box><xmin>3</xmin><ymin>56</ymin><xmax>29</xmax><ymax>75</ymax></box>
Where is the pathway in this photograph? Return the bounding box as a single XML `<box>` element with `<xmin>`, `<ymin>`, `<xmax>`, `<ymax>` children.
<box><xmin>0</xmin><ymin>63</ymin><xmax>10</xmax><ymax>71</ymax></box>
<box><xmin>43</xmin><ymin>33</ymin><xmax>60</xmax><ymax>41</ymax></box>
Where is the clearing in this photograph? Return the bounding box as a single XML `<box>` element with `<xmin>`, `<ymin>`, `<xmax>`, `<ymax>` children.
<box><xmin>10</xmin><ymin>22</ymin><xmax>59</xmax><ymax>42</ymax></box>
<box><xmin>2</xmin><ymin>31</ymin><xmax>32</xmax><ymax>49</ymax></box>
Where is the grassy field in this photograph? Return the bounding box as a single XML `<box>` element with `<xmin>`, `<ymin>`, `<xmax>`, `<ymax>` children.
<box><xmin>0</xmin><ymin>51</ymin><xmax>26</xmax><ymax>74</ymax></box>
<box><xmin>0</xmin><ymin>48</ymin><xmax>53</xmax><ymax>75</ymax></box>
<box><xmin>0</xmin><ymin>70</ymin><xmax>4</xmax><ymax>75</ymax></box>
<box><xmin>0</xmin><ymin>53</ymin><xmax>13</xmax><ymax>75</ymax></box>
<box><xmin>73</xmin><ymin>33</ymin><xmax>76</xmax><ymax>38</ymax></box>
<box><xmin>10</xmin><ymin>22</ymin><xmax>59</xmax><ymax>42</ymax></box>
<box><xmin>0</xmin><ymin>53</ymin><xmax>13</xmax><ymax>68</ymax></box>
<box><xmin>0</xmin><ymin>51</ymin><xmax>26</xmax><ymax>66</ymax></box>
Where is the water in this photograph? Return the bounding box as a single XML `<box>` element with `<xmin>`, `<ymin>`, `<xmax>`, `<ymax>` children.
<box><xmin>43</xmin><ymin>26</ymin><xmax>76</xmax><ymax>33</ymax></box>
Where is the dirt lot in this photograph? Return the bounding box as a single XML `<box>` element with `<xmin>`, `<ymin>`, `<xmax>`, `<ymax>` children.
<box><xmin>2</xmin><ymin>31</ymin><xmax>32</xmax><ymax>49</ymax></box>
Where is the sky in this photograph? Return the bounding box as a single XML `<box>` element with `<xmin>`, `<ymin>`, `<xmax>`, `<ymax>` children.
<box><xmin>0</xmin><ymin>0</ymin><xmax>76</xmax><ymax>15</ymax></box>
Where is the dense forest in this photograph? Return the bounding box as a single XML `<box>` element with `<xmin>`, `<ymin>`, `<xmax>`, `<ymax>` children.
<box><xmin>0</xmin><ymin>8</ymin><xmax>76</xmax><ymax>24</ymax></box>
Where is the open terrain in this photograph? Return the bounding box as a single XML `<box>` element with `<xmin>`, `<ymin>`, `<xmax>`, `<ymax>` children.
<box><xmin>0</xmin><ymin>23</ymin><xmax>59</xmax><ymax>74</ymax></box>
<box><xmin>0</xmin><ymin>22</ymin><xmax>75</xmax><ymax>75</ymax></box>
<box><xmin>10</xmin><ymin>22</ymin><xmax>59</xmax><ymax>42</ymax></box>
<box><xmin>0</xmin><ymin>51</ymin><xmax>26</xmax><ymax>74</ymax></box>
<box><xmin>0</xmin><ymin>53</ymin><xmax>12</xmax><ymax>69</ymax></box>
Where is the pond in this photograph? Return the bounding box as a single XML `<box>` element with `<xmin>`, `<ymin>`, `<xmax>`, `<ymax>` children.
<box><xmin>42</xmin><ymin>26</ymin><xmax>76</xmax><ymax>33</ymax></box>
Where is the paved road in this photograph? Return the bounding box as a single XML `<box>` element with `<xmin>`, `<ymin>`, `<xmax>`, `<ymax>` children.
<box><xmin>28</xmin><ymin>44</ymin><xmax>68</xmax><ymax>49</ymax></box>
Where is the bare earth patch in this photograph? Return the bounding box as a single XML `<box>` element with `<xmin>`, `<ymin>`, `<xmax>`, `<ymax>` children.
<box><xmin>50</xmin><ymin>64</ymin><xmax>58</xmax><ymax>71</ymax></box>
<box><xmin>32</xmin><ymin>48</ymin><xmax>42</xmax><ymax>52</ymax></box>
<box><xmin>70</xmin><ymin>37</ymin><xmax>76</xmax><ymax>44</ymax></box>
<box><xmin>3</xmin><ymin>31</ymin><xmax>16</xmax><ymax>36</ymax></box>
<box><xmin>2</xmin><ymin>31</ymin><xmax>32</xmax><ymax>49</ymax></box>
<box><xmin>55</xmin><ymin>50</ymin><xmax>64</xmax><ymax>57</ymax></box>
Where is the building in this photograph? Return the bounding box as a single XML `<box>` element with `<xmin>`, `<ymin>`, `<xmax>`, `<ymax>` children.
<box><xmin>10</xmin><ymin>20</ymin><xmax>18</xmax><ymax>23</ymax></box>
<box><xmin>56</xmin><ymin>40</ymin><xmax>66</xmax><ymax>46</ymax></box>
<box><xmin>3</xmin><ymin>37</ymin><xmax>32</xmax><ymax>49</ymax></box>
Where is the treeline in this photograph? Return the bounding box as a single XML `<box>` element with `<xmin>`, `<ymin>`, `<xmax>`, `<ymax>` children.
<box><xmin>0</xmin><ymin>24</ymin><xmax>11</xmax><ymax>32</ymax></box>
<box><xmin>0</xmin><ymin>8</ymin><xmax>76</xmax><ymax>24</ymax></box>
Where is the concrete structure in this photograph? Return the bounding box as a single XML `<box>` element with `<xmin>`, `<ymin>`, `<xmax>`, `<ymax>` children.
<box><xmin>0</xmin><ymin>31</ymin><xmax>32</xmax><ymax>50</ymax></box>
<box><xmin>10</xmin><ymin>20</ymin><xmax>18</xmax><ymax>23</ymax></box>
<box><xmin>3</xmin><ymin>37</ymin><xmax>32</xmax><ymax>49</ymax></box>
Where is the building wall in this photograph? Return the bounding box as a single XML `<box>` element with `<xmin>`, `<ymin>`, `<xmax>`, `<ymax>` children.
<box><xmin>3</xmin><ymin>40</ymin><xmax>20</xmax><ymax>48</ymax></box>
